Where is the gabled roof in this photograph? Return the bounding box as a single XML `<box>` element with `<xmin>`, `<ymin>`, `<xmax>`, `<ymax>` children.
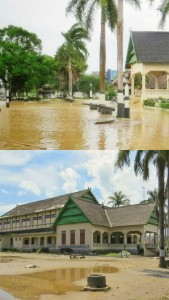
<box><xmin>55</xmin><ymin>195</ymin><xmax>156</xmax><ymax>228</ymax></box>
<box><xmin>1</xmin><ymin>189</ymin><xmax>97</xmax><ymax>218</ymax></box>
<box><xmin>54</xmin><ymin>196</ymin><xmax>110</xmax><ymax>227</ymax></box>
<box><xmin>106</xmin><ymin>203</ymin><xmax>156</xmax><ymax>227</ymax></box>
<box><xmin>72</xmin><ymin>197</ymin><xmax>110</xmax><ymax>227</ymax></box>
<box><xmin>125</xmin><ymin>31</ymin><xmax>169</xmax><ymax>68</ymax></box>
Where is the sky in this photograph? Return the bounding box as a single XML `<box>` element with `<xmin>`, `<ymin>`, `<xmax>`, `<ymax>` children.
<box><xmin>0</xmin><ymin>150</ymin><xmax>158</xmax><ymax>216</ymax></box>
<box><xmin>0</xmin><ymin>0</ymin><xmax>168</xmax><ymax>73</ymax></box>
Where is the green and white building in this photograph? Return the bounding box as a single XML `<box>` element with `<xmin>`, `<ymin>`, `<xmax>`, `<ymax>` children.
<box><xmin>0</xmin><ymin>189</ymin><xmax>159</xmax><ymax>256</ymax></box>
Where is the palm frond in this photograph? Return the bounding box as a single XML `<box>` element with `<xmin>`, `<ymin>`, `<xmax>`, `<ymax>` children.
<box><xmin>115</xmin><ymin>150</ymin><xmax>131</xmax><ymax>169</ymax></box>
<box><xmin>158</xmin><ymin>0</ymin><xmax>169</xmax><ymax>28</ymax></box>
<box><xmin>105</xmin><ymin>0</ymin><xmax>117</xmax><ymax>30</ymax></box>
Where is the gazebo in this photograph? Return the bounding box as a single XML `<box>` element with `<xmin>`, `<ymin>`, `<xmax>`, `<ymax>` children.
<box><xmin>125</xmin><ymin>31</ymin><xmax>169</xmax><ymax>102</ymax></box>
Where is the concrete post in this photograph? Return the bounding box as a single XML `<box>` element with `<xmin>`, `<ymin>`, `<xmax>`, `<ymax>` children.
<box><xmin>142</xmin><ymin>74</ymin><xmax>146</xmax><ymax>102</ymax></box>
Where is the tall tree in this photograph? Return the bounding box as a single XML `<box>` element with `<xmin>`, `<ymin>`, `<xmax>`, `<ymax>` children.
<box><xmin>140</xmin><ymin>189</ymin><xmax>159</xmax><ymax>221</ymax></box>
<box><xmin>66</xmin><ymin>0</ymin><xmax>117</xmax><ymax>101</ymax></box>
<box><xmin>0</xmin><ymin>25</ymin><xmax>42</xmax><ymax>105</ymax></box>
<box><xmin>116</xmin><ymin>150</ymin><xmax>169</xmax><ymax>268</ymax></box>
<box><xmin>108</xmin><ymin>191</ymin><xmax>130</xmax><ymax>207</ymax></box>
<box><xmin>55</xmin><ymin>23</ymin><xmax>89</xmax><ymax>98</ymax></box>
<box><xmin>116</xmin><ymin>0</ymin><xmax>141</xmax><ymax>117</ymax></box>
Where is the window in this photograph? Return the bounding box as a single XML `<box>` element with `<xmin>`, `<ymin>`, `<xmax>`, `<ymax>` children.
<box><xmin>40</xmin><ymin>237</ymin><xmax>44</xmax><ymax>245</ymax></box>
<box><xmin>80</xmin><ymin>230</ymin><xmax>85</xmax><ymax>244</ymax></box>
<box><xmin>70</xmin><ymin>230</ymin><xmax>75</xmax><ymax>245</ymax></box>
<box><xmin>61</xmin><ymin>231</ymin><xmax>66</xmax><ymax>245</ymax></box>
<box><xmin>24</xmin><ymin>238</ymin><xmax>29</xmax><ymax>245</ymax></box>
<box><xmin>47</xmin><ymin>236</ymin><xmax>52</xmax><ymax>244</ymax></box>
<box><xmin>45</xmin><ymin>215</ymin><xmax>51</xmax><ymax>219</ymax></box>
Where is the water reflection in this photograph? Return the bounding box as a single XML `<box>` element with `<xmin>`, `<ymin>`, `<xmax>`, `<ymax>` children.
<box><xmin>0</xmin><ymin>266</ymin><xmax>118</xmax><ymax>299</ymax></box>
<box><xmin>0</xmin><ymin>100</ymin><xmax>168</xmax><ymax>149</ymax></box>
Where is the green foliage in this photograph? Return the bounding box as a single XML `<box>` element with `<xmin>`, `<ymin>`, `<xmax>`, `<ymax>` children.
<box><xmin>55</xmin><ymin>23</ymin><xmax>89</xmax><ymax>94</ymax></box>
<box><xmin>105</xmin><ymin>83</ymin><xmax>117</xmax><ymax>100</ymax></box>
<box><xmin>108</xmin><ymin>191</ymin><xmax>130</xmax><ymax>207</ymax></box>
<box><xmin>105</xmin><ymin>252</ymin><xmax>120</xmax><ymax>257</ymax></box>
<box><xmin>144</xmin><ymin>99</ymin><xmax>155</xmax><ymax>107</ymax></box>
<box><xmin>74</xmin><ymin>74</ymin><xmax>99</xmax><ymax>96</ymax></box>
<box><xmin>160</xmin><ymin>102</ymin><xmax>169</xmax><ymax>109</ymax></box>
<box><xmin>0</xmin><ymin>25</ymin><xmax>57</xmax><ymax>96</ymax></box>
<box><xmin>137</xmin><ymin>244</ymin><xmax>144</xmax><ymax>255</ymax></box>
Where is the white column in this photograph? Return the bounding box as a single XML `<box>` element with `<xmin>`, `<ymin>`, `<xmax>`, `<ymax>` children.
<box><xmin>131</xmin><ymin>76</ymin><xmax>135</xmax><ymax>97</ymax></box>
<box><xmin>141</xmin><ymin>74</ymin><xmax>146</xmax><ymax>102</ymax></box>
<box><xmin>154</xmin><ymin>77</ymin><xmax>158</xmax><ymax>89</ymax></box>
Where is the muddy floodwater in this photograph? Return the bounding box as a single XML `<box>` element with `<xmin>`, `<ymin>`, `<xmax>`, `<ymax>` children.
<box><xmin>0</xmin><ymin>265</ymin><xmax>118</xmax><ymax>300</ymax></box>
<box><xmin>0</xmin><ymin>100</ymin><xmax>168</xmax><ymax>149</ymax></box>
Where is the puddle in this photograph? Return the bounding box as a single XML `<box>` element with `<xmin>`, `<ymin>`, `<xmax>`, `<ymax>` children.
<box><xmin>0</xmin><ymin>266</ymin><xmax>118</xmax><ymax>300</ymax></box>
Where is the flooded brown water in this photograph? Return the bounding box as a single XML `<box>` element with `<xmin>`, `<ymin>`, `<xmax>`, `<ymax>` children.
<box><xmin>0</xmin><ymin>100</ymin><xmax>168</xmax><ymax>149</ymax></box>
<box><xmin>0</xmin><ymin>266</ymin><xmax>118</xmax><ymax>299</ymax></box>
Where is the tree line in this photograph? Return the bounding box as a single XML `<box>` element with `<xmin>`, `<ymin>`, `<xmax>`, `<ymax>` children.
<box><xmin>1</xmin><ymin>1</ymin><xmax>168</xmax><ymax>102</ymax></box>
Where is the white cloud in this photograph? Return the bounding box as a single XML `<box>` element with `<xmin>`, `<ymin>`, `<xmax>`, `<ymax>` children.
<box><xmin>60</xmin><ymin>168</ymin><xmax>80</xmax><ymax>193</ymax></box>
<box><xmin>0</xmin><ymin>204</ymin><xmax>16</xmax><ymax>216</ymax></box>
<box><xmin>19</xmin><ymin>180</ymin><xmax>41</xmax><ymax>196</ymax></box>
<box><xmin>0</xmin><ymin>151</ymin><xmax>33</xmax><ymax>166</ymax></box>
<box><xmin>78</xmin><ymin>151</ymin><xmax>158</xmax><ymax>205</ymax></box>
<box><xmin>1</xmin><ymin>189</ymin><xmax>9</xmax><ymax>194</ymax></box>
<box><xmin>17</xmin><ymin>191</ymin><xmax>26</xmax><ymax>196</ymax></box>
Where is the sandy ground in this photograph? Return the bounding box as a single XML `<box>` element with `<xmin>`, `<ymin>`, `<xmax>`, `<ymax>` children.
<box><xmin>0</xmin><ymin>253</ymin><xmax>169</xmax><ymax>300</ymax></box>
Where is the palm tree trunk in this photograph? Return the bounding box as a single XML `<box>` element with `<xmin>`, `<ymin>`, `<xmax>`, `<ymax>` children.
<box><xmin>158</xmin><ymin>158</ymin><xmax>166</xmax><ymax>268</ymax></box>
<box><xmin>117</xmin><ymin>0</ymin><xmax>124</xmax><ymax>117</ymax></box>
<box><xmin>99</xmin><ymin>5</ymin><xmax>106</xmax><ymax>102</ymax></box>
<box><xmin>68</xmin><ymin>58</ymin><xmax>72</xmax><ymax>98</ymax></box>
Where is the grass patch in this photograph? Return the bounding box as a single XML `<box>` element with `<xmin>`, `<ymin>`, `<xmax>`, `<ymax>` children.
<box><xmin>104</xmin><ymin>252</ymin><xmax>120</xmax><ymax>257</ymax></box>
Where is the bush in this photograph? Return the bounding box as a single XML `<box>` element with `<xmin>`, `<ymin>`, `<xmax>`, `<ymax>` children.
<box><xmin>144</xmin><ymin>99</ymin><xmax>155</xmax><ymax>107</ymax></box>
<box><xmin>160</xmin><ymin>102</ymin><xmax>169</xmax><ymax>109</ymax></box>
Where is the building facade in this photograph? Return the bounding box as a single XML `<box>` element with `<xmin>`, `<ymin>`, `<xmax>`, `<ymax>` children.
<box><xmin>126</xmin><ymin>31</ymin><xmax>169</xmax><ymax>102</ymax></box>
<box><xmin>0</xmin><ymin>189</ymin><xmax>159</xmax><ymax>256</ymax></box>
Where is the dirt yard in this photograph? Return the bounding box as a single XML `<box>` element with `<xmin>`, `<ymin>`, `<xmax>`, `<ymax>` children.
<box><xmin>0</xmin><ymin>252</ymin><xmax>169</xmax><ymax>300</ymax></box>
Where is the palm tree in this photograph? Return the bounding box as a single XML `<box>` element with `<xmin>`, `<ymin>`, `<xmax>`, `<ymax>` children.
<box><xmin>116</xmin><ymin>150</ymin><xmax>169</xmax><ymax>268</ymax></box>
<box><xmin>66</xmin><ymin>0</ymin><xmax>117</xmax><ymax>101</ymax></box>
<box><xmin>116</xmin><ymin>0</ymin><xmax>141</xmax><ymax>117</ymax></box>
<box><xmin>158</xmin><ymin>1</ymin><xmax>169</xmax><ymax>28</ymax></box>
<box><xmin>108</xmin><ymin>191</ymin><xmax>130</xmax><ymax>207</ymax></box>
<box><xmin>140</xmin><ymin>189</ymin><xmax>159</xmax><ymax>221</ymax></box>
<box><xmin>57</xmin><ymin>23</ymin><xmax>89</xmax><ymax>98</ymax></box>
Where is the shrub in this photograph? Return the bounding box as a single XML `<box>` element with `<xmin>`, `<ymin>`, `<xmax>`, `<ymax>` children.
<box><xmin>144</xmin><ymin>99</ymin><xmax>155</xmax><ymax>107</ymax></box>
<box><xmin>160</xmin><ymin>102</ymin><xmax>169</xmax><ymax>109</ymax></box>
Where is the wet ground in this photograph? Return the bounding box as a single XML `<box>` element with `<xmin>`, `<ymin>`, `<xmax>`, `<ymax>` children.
<box><xmin>0</xmin><ymin>265</ymin><xmax>118</xmax><ymax>299</ymax></box>
<box><xmin>0</xmin><ymin>100</ymin><xmax>168</xmax><ymax>149</ymax></box>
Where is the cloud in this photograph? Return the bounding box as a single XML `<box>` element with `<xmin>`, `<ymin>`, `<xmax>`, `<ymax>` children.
<box><xmin>19</xmin><ymin>180</ymin><xmax>41</xmax><ymax>196</ymax></box>
<box><xmin>0</xmin><ymin>151</ymin><xmax>34</xmax><ymax>166</ymax></box>
<box><xmin>0</xmin><ymin>204</ymin><xmax>16</xmax><ymax>216</ymax></box>
<box><xmin>17</xmin><ymin>191</ymin><xmax>26</xmax><ymax>196</ymax></box>
<box><xmin>77</xmin><ymin>151</ymin><xmax>158</xmax><ymax>205</ymax></box>
<box><xmin>1</xmin><ymin>189</ymin><xmax>9</xmax><ymax>194</ymax></box>
<box><xmin>60</xmin><ymin>168</ymin><xmax>80</xmax><ymax>193</ymax></box>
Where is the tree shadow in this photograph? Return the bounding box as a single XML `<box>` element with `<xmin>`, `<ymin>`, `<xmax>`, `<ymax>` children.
<box><xmin>138</xmin><ymin>268</ymin><xmax>169</xmax><ymax>279</ymax></box>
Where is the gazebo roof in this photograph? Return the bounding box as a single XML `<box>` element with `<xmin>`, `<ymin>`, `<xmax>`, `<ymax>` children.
<box><xmin>126</xmin><ymin>31</ymin><xmax>169</xmax><ymax>68</ymax></box>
